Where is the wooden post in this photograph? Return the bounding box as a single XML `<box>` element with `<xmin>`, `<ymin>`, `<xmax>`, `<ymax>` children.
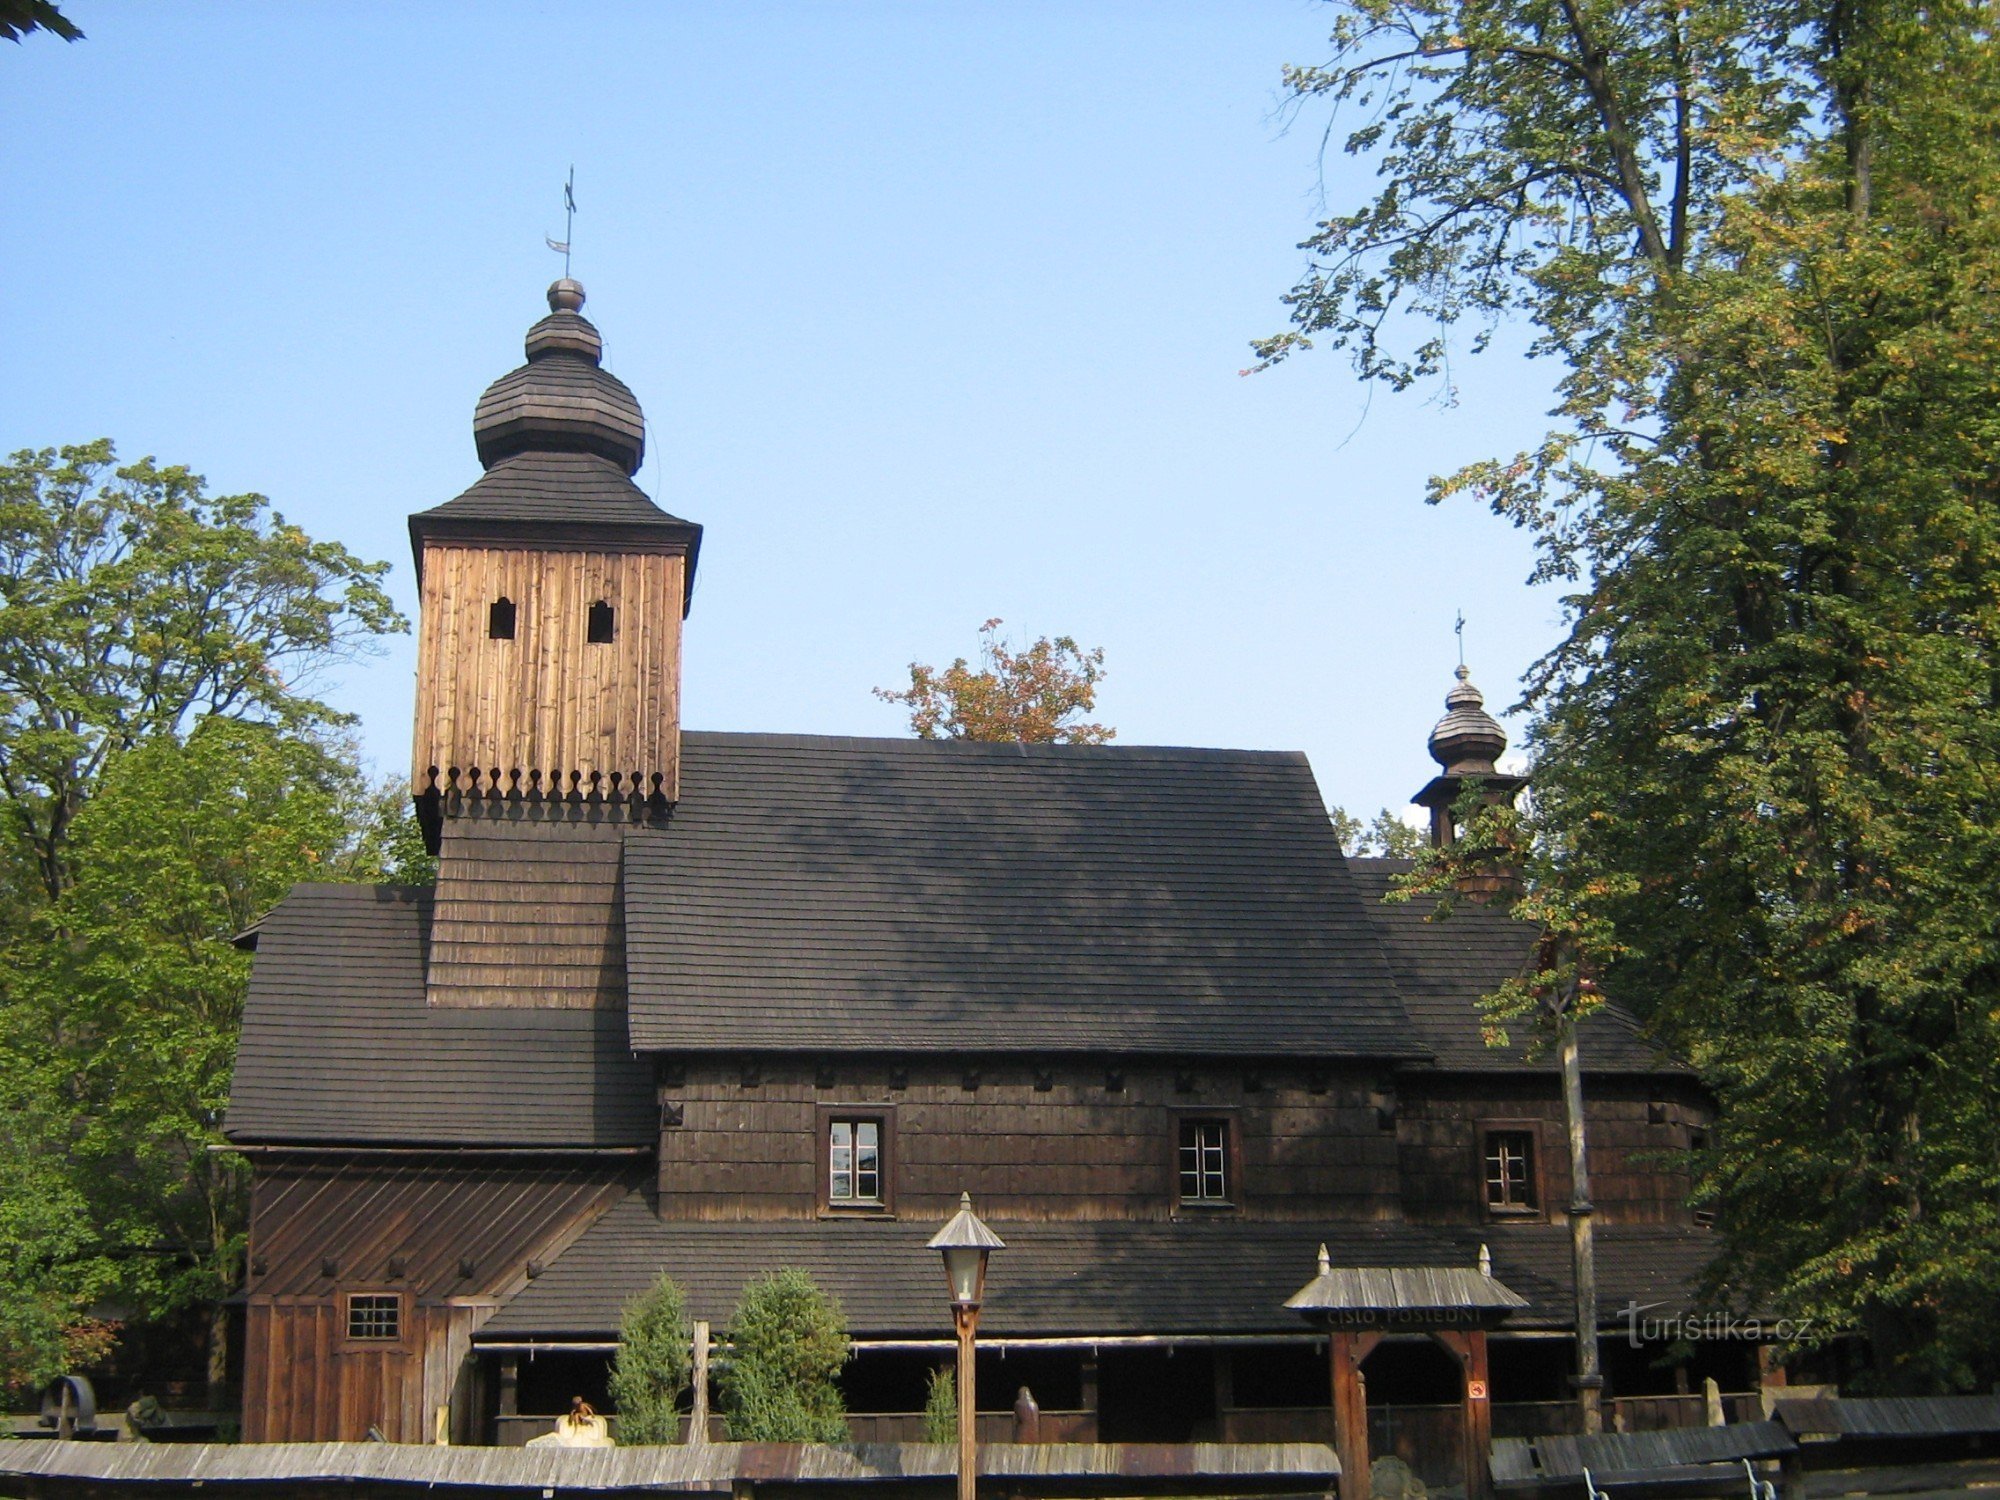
<box><xmin>1079</xmin><ymin>1352</ymin><xmax>1098</xmax><ymax>1442</ymax></box>
<box><xmin>1559</xmin><ymin>1010</ymin><xmax>1604</xmax><ymax>1435</ymax></box>
<box><xmin>1433</xmin><ymin>1329</ymin><xmax>1494</xmax><ymax>1500</ymax></box>
<box><xmin>956</xmin><ymin>1304</ymin><xmax>979</xmax><ymax>1500</ymax></box>
<box><xmin>1329</xmin><ymin>1331</ymin><xmax>1379</xmax><ymax>1500</ymax></box>
<box><xmin>498</xmin><ymin>1354</ymin><xmax>519</xmax><ymax>1419</ymax></box>
<box><xmin>1213</xmin><ymin>1349</ymin><xmax>1234</xmax><ymax>1443</ymax></box>
<box><xmin>689</xmin><ymin>1321</ymin><xmax>711</xmax><ymax>1445</ymax></box>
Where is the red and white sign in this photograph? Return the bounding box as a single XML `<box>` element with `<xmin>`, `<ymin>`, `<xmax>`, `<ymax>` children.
<box><xmin>1467</xmin><ymin>1380</ymin><xmax>1489</xmax><ymax>1401</ymax></box>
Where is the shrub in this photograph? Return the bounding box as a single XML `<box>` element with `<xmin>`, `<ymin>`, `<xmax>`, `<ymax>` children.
<box><xmin>607</xmin><ymin>1275</ymin><xmax>691</xmax><ymax>1444</ymax></box>
<box><xmin>922</xmin><ymin>1365</ymin><xmax>957</xmax><ymax>1444</ymax></box>
<box><xmin>719</xmin><ymin>1270</ymin><xmax>850</xmax><ymax>1442</ymax></box>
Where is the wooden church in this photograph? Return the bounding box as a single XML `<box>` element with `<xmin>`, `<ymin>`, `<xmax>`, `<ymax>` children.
<box><xmin>224</xmin><ymin>281</ymin><xmax>1730</xmax><ymax>1456</ymax></box>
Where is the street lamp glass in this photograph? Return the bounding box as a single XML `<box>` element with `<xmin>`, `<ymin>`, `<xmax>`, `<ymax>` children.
<box><xmin>942</xmin><ymin>1245</ymin><xmax>985</xmax><ymax>1307</ymax></box>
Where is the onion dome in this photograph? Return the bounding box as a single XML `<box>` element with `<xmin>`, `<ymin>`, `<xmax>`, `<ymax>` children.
<box><xmin>1427</xmin><ymin>664</ymin><xmax>1508</xmax><ymax>776</ymax></box>
<box><xmin>472</xmin><ymin>280</ymin><xmax>645</xmax><ymax>474</ymax></box>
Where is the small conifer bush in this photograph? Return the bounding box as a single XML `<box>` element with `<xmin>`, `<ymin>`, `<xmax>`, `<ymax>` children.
<box><xmin>719</xmin><ymin>1269</ymin><xmax>850</xmax><ymax>1442</ymax></box>
<box><xmin>607</xmin><ymin>1274</ymin><xmax>692</xmax><ymax>1444</ymax></box>
<box><xmin>922</xmin><ymin>1365</ymin><xmax>957</xmax><ymax>1444</ymax></box>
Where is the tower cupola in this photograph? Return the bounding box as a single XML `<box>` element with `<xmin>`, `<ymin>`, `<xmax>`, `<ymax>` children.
<box><xmin>1427</xmin><ymin>664</ymin><xmax>1508</xmax><ymax>776</ymax></box>
<box><xmin>1412</xmin><ymin>664</ymin><xmax>1526</xmax><ymax>849</ymax></box>
<box><xmin>472</xmin><ymin>279</ymin><xmax>646</xmax><ymax>474</ymax></box>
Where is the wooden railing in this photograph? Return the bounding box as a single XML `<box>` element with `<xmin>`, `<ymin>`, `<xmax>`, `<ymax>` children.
<box><xmin>496</xmin><ymin>1392</ymin><xmax>1756</xmax><ymax>1459</ymax></box>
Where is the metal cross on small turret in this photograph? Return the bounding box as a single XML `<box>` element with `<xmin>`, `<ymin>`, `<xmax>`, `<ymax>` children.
<box><xmin>545</xmin><ymin>166</ymin><xmax>577</xmax><ymax>277</ymax></box>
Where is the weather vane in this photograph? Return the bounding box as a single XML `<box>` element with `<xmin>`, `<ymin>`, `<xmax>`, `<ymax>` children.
<box><xmin>1454</xmin><ymin>611</ymin><xmax>1466</xmax><ymax>668</ymax></box>
<box><xmin>545</xmin><ymin>166</ymin><xmax>577</xmax><ymax>277</ymax></box>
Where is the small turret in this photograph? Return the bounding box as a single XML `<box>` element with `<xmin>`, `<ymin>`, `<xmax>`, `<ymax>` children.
<box><xmin>1411</xmin><ymin>665</ymin><xmax>1526</xmax><ymax>850</ymax></box>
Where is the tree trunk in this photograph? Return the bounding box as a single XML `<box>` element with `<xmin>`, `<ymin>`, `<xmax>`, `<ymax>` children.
<box><xmin>1559</xmin><ymin>1009</ymin><xmax>1604</xmax><ymax>1434</ymax></box>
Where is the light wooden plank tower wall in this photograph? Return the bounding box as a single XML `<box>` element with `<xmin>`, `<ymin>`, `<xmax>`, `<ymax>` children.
<box><xmin>412</xmin><ymin>542</ymin><xmax>685</xmax><ymax>807</ymax></box>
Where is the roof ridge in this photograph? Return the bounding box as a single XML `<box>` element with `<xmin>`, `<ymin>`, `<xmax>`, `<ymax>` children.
<box><xmin>678</xmin><ymin>730</ymin><xmax>1310</xmax><ymax>762</ymax></box>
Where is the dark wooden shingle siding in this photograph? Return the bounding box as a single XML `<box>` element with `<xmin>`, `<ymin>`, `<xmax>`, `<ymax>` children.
<box><xmin>427</xmin><ymin>817</ymin><xmax>627</xmax><ymax>1009</ymax></box>
<box><xmin>626</xmin><ymin>734</ymin><xmax>1424</xmax><ymax>1058</ymax></box>
<box><xmin>656</xmin><ymin>1058</ymin><xmax>1400</xmax><ymax>1223</ymax></box>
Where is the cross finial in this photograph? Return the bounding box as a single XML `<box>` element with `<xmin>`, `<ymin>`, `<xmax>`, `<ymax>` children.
<box><xmin>545</xmin><ymin>166</ymin><xmax>578</xmax><ymax>277</ymax></box>
<box><xmin>1454</xmin><ymin>611</ymin><xmax>1466</xmax><ymax>668</ymax></box>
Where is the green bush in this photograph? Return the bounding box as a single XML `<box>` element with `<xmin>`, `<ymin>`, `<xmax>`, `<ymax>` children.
<box><xmin>719</xmin><ymin>1270</ymin><xmax>850</xmax><ymax>1442</ymax></box>
<box><xmin>607</xmin><ymin>1275</ymin><xmax>691</xmax><ymax>1445</ymax></box>
<box><xmin>922</xmin><ymin>1365</ymin><xmax>957</xmax><ymax>1444</ymax></box>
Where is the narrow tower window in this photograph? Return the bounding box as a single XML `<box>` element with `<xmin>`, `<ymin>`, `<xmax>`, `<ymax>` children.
<box><xmin>586</xmin><ymin>600</ymin><xmax>615</xmax><ymax>644</ymax></box>
<box><xmin>487</xmin><ymin>598</ymin><xmax>516</xmax><ymax>640</ymax></box>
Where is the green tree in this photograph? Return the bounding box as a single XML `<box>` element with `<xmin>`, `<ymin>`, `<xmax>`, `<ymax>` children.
<box><xmin>875</xmin><ymin>618</ymin><xmax>1112</xmax><ymax>744</ymax></box>
<box><xmin>1330</xmin><ymin>806</ymin><xmax>1427</xmax><ymax>858</ymax></box>
<box><xmin>0</xmin><ymin>441</ymin><xmax>403</xmax><ymax>906</ymax></box>
<box><xmin>608</xmin><ymin>1275</ymin><xmax>693</xmax><ymax>1444</ymax></box>
<box><xmin>921</xmin><ymin>1366</ymin><xmax>957</xmax><ymax>1445</ymax></box>
<box><xmin>0</xmin><ymin>718</ymin><xmax>379</xmax><ymax>1397</ymax></box>
<box><xmin>1267</xmin><ymin>0</ymin><xmax>2000</xmax><ymax>1389</ymax></box>
<box><xmin>0</xmin><ymin>1</ymin><xmax>82</xmax><ymax>43</ymax></box>
<box><xmin>719</xmin><ymin>1270</ymin><xmax>851</xmax><ymax>1443</ymax></box>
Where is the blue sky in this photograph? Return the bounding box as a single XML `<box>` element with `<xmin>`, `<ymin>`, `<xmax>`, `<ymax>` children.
<box><xmin>2</xmin><ymin>2</ymin><xmax>1563</xmax><ymax>823</ymax></box>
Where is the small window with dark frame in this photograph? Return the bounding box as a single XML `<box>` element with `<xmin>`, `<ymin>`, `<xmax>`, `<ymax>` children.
<box><xmin>1484</xmin><ymin>1129</ymin><xmax>1538</xmax><ymax>1213</ymax></box>
<box><xmin>827</xmin><ymin>1118</ymin><xmax>883</xmax><ymax>1206</ymax></box>
<box><xmin>488</xmin><ymin>597</ymin><xmax>516</xmax><ymax>640</ymax></box>
<box><xmin>1178</xmin><ymin>1119</ymin><xmax>1230</xmax><ymax>1204</ymax></box>
<box><xmin>586</xmin><ymin>600</ymin><xmax>615</xmax><ymax>644</ymax></box>
<box><xmin>346</xmin><ymin>1292</ymin><xmax>402</xmax><ymax>1342</ymax></box>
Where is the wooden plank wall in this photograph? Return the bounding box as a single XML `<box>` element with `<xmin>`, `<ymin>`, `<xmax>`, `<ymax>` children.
<box><xmin>427</xmin><ymin>816</ymin><xmax>626</xmax><ymax>1008</ymax></box>
<box><xmin>656</xmin><ymin>1060</ymin><xmax>1402</xmax><ymax>1223</ymax></box>
<box><xmin>1395</xmin><ymin>1077</ymin><xmax>1712</xmax><ymax>1226</ymax></box>
<box><xmin>411</xmin><ymin>543</ymin><xmax>685</xmax><ymax>804</ymax></box>
<box><xmin>240</xmin><ymin>1155</ymin><xmax>636</xmax><ymax>1443</ymax></box>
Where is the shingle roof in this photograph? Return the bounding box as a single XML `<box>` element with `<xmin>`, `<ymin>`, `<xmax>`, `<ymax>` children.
<box><xmin>1347</xmin><ymin>859</ymin><xmax>1675</xmax><ymax>1074</ymax></box>
<box><xmin>407</xmin><ymin>452</ymin><xmax>702</xmax><ymax>609</ymax></box>
<box><xmin>224</xmin><ymin>884</ymin><xmax>655</xmax><ymax>1148</ymax></box>
<box><xmin>624</xmin><ymin>734</ymin><xmax>1423</xmax><ymax>1059</ymax></box>
<box><xmin>419</xmin><ymin>451</ymin><xmax>679</xmax><ymax>528</ymax></box>
<box><xmin>478</xmin><ymin>1196</ymin><xmax>1718</xmax><ymax>1338</ymax></box>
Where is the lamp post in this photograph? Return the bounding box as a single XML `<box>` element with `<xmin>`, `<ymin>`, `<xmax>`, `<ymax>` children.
<box><xmin>929</xmin><ymin>1192</ymin><xmax>1004</xmax><ymax>1500</ymax></box>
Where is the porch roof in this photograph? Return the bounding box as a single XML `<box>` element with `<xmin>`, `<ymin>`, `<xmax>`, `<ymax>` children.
<box><xmin>477</xmin><ymin>1199</ymin><xmax>1715</xmax><ymax>1341</ymax></box>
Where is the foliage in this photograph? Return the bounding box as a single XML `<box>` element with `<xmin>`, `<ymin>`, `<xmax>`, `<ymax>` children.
<box><xmin>922</xmin><ymin>1365</ymin><xmax>957</xmax><ymax>1444</ymax></box>
<box><xmin>875</xmin><ymin>619</ymin><xmax>1112</xmax><ymax>744</ymax></box>
<box><xmin>0</xmin><ymin>718</ymin><xmax>380</xmax><ymax>1393</ymax></box>
<box><xmin>719</xmin><ymin>1270</ymin><xmax>851</xmax><ymax>1443</ymax></box>
<box><xmin>1330</xmin><ymin>805</ymin><xmax>1427</xmax><ymax>858</ymax></box>
<box><xmin>0</xmin><ymin>0</ymin><xmax>81</xmax><ymax>43</ymax></box>
<box><xmin>350</xmin><ymin>778</ymin><xmax>438</xmax><ymax>886</ymax></box>
<box><xmin>608</xmin><ymin>1275</ymin><xmax>692</xmax><ymax>1444</ymax></box>
<box><xmin>1270</xmin><ymin>0</ymin><xmax>2000</xmax><ymax>1389</ymax></box>
<box><xmin>0</xmin><ymin>441</ymin><xmax>403</xmax><ymax>906</ymax></box>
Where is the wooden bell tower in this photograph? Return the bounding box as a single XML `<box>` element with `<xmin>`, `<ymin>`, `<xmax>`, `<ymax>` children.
<box><xmin>407</xmin><ymin>279</ymin><xmax>701</xmax><ymax>1009</ymax></box>
<box><xmin>408</xmin><ymin>278</ymin><xmax>701</xmax><ymax>843</ymax></box>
